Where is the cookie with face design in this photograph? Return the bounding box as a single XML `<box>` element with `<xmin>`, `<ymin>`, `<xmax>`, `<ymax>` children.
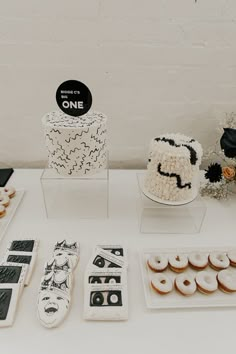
<box><xmin>37</xmin><ymin>290</ymin><xmax>70</xmax><ymax>328</ymax></box>
<box><xmin>44</xmin><ymin>257</ymin><xmax>73</xmax><ymax>275</ymax></box>
<box><xmin>53</xmin><ymin>240</ymin><xmax>79</xmax><ymax>270</ymax></box>
<box><xmin>40</xmin><ymin>270</ymin><xmax>73</xmax><ymax>295</ymax></box>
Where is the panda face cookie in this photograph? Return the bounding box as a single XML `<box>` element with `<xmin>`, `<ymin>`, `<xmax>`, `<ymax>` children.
<box><xmin>37</xmin><ymin>290</ymin><xmax>70</xmax><ymax>328</ymax></box>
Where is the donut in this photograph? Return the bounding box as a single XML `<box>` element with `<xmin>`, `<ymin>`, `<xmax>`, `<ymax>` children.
<box><xmin>217</xmin><ymin>269</ymin><xmax>236</xmax><ymax>293</ymax></box>
<box><xmin>0</xmin><ymin>194</ymin><xmax>10</xmax><ymax>208</ymax></box>
<box><xmin>188</xmin><ymin>252</ymin><xmax>208</xmax><ymax>270</ymax></box>
<box><xmin>174</xmin><ymin>273</ymin><xmax>197</xmax><ymax>296</ymax></box>
<box><xmin>195</xmin><ymin>271</ymin><xmax>218</xmax><ymax>294</ymax></box>
<box><xmin>147</xmin><ymin>254</ymin><xmax>168</xmax><ymax>272</ymax></box>
<box><xmin>151</xmin><ymin>273</ymin><xmax>173</xmax><ymax>295</ymax></box>
<box><xmin>168</xmin><ymin>254</ymin><xmax>188</xmax><ymax>273</ymax></box>
<box><xmin>208</xmin><ymin>252</ymin><xmax>230</xmax><ymax>271</ymax></box>
<box><xmin>0</xmin><ymin>186</ymin><xmax>16</xmax><ymax>198</ymax></box>
<box><xmin>0</xmin><ymin>205</ymin><xmax>6</xmax><ymax>218</ymax></box>
<box><xmin>227</xmin><ymin>251</ymin><xmax>236</xmax><ymax>267</ymax></box>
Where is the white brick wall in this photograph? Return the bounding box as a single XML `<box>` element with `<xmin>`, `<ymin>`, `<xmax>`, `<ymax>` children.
<box><xmin>0</xmin><ymin>0</ymin><xmax>236</xmax><ymax>168</ymax></box>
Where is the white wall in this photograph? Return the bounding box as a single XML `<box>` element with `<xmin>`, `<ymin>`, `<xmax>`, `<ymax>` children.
<box><xmin>0</xmin><ymin>0</ymin><xmax>236</xmax><ymax>168</ymax></box>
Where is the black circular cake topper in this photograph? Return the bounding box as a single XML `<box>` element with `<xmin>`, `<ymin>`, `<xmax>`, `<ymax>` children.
<box><xmin>56</xmin><ymin>80</ymin><xmax>92</xmax><ymax>117</ymax></box>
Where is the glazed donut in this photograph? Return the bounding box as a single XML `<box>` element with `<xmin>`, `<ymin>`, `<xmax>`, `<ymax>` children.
<box><xmin>227</xmin><ymin>251</ymin><xmax>236</xmax><ymax>267</ymax></box>
<box><xmin>168</xmin><ymin>254</ymin><xmax>188</xmax><ymax>273</ymax></box>
<box><xmin>147</xmin><ymin>254</ymin><xmax>168</xmax><ymax>272</ymax></box>
<box><xmin>208</xmin><ymin>252</ymin><xmax>229</xmax><ymax>271</ymax></box>
<box><xmin>151</xmin><ymin>273</ymin><xmax>173</xmax><ymax>295</ymax></box>
<box><xmin>217</xmin><ymin>269</ymin><xmax>236</xmax><ymax>293</ymax></box>
<box><xmin>0</xmin><ymin>205</ymin><xmax>6</xmax><ymax>218</ymax></box>
<box><xmin>0</xmin><ymin>186</ymin><xmax>16</xmax><ymax>199</ymax></box>
<box><xmin>196</xmin><ymin>271</ymin><xmax>218</xmax><ymax>294</ymax></box>
<box><xmin>188</xmin><ymin>252</ymin><xmax>208</xmax><ymax>270</ymax></box>
<box><xmin>0</xmin><ymin>194</ymin><xmax>10</xmax><ymax>208</ymax></box>
<box><xmin>175</xmin><ymin>273</ymin><xmax>197</xmax><ymax>296</ymax></box>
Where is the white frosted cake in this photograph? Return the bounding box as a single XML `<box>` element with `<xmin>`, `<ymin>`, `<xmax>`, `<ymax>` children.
<box><xmin>144</xmin><ymin>133</ymin><xmax>203</xmax><ymax>203</ymax></box>
<box><xmin>42</xmin><ymin>111</ymin><xmax>107</xmax><ymax>176</ymax></box>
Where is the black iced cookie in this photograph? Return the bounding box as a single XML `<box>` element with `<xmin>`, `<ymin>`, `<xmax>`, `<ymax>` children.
<box><xmin>0</xmin><ymin>266</ymin><xmax>23</xmax><ymax>283</ymax></box>
<box><xmin>7</xmin><ymin>255</ymin><xmax>32</xmax><ymax>265</ymax></box>
<box><xmin>0</xmin><ymin>289</ymin><xmax>12</xmax><ymax>320</ymax></box>
<box><xmin>10</xmin><ymin>240</ymin><xmax>35</xmax><ymax>252</ymax></box>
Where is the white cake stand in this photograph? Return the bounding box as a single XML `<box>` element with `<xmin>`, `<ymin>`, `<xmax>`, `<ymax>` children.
<box><xmin>140</xmin><ymin>174</ymin><xmax>199</xmax><ymax>206</ymax></box>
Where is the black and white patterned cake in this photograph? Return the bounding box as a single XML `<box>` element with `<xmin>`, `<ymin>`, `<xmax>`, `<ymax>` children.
<box><xmin>42</xmin><ymin>111</ymin><xmax>107</xmax><ymax>176</ymax></box>
<box><xmin>144</xmin><ymin>133</ymin><xmax>203</xmax><ymax>203</ymax></box>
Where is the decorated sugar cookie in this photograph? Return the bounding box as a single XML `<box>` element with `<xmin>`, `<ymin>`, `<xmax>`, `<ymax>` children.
<box><xmin>37</xmin><ymin>290</ymin><xmax>70</xmax><ymax>328</ymax></box>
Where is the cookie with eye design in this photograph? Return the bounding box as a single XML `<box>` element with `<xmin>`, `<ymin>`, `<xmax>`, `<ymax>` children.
<box><xmin>37</xmin><ymin>290</ymin><xmax>70</xmax><ymax>328</ymax></box>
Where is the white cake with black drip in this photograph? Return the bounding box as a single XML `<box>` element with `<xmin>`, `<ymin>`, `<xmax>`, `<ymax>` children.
<box><xmin>42</xmin><ymin>111</ymin><xmax>107</xmax><ymax>176</ymax></box>
<box><xmin>144</xmin><ymin>133</ymin><xmax>203</xmax><ymax>203</ymax></box>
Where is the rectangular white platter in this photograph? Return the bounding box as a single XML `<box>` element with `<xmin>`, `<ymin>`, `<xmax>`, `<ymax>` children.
<box><xmin>0</xmin><ymin>190</ymin><xmax>25</xmax><ymax>242</ymax></box>
<box><xmin>140</xmin><ymin>247</ymin><xmax>236</xmax><ymax>309</ymax></box>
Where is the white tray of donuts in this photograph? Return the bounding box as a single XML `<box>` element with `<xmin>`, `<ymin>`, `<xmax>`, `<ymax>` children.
<box><xmin>0</xmin><ymin>186</ymin><xmax>25</xmax><ymax>240</ymax></box>
<box><xmin>140</xmin><ymin>247</ymin><xmax>236</xmax><ymax>309</ymax></box>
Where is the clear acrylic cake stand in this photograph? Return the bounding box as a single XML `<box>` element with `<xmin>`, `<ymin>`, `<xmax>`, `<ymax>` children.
<box><xmin>41</xmin><ymin>165</ymin><xmax>109</xmax><ymax>219</ymax></box>
<box><xmin>137</xmin><ymin>173</ymin><xmax>206</xmax><ymax>234</ymax></box>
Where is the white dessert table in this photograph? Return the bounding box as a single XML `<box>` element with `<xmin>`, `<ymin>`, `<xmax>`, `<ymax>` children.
<box><xmin>1</xmin><ymin>169</ymin><xmax>236</xmax><ymax>354</ymax></box>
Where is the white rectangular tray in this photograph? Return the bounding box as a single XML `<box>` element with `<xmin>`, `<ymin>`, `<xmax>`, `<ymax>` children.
<box><xmin>0</xmin><ymin>189</ymin><xmax>25</xmax><ymax>242</ymax></box>
<box><xmin>140</xmin><ymin>247</ymin><xmax>236</xmax><ymax>309</ymax></box>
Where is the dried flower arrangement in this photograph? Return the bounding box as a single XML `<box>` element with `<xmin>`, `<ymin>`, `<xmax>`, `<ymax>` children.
<box><xmin>201</xmin><ymin>113</ymin><xmax>236</xmax><ymax>199</ymax></box>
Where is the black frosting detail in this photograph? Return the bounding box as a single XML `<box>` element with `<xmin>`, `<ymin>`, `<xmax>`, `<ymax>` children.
<box><xmin>81</xmin><ymin>142</ymin><xmax>90</xmax><ymax>149</ymax></box>
<box><xmin>90</xmin><ymin>292</ymin><xmax>104</xmax><ymax>306</ymax></box>
<box><xmin>45</xmin><ymin>134</ymin><xmax>54</xmax><ymax>145</ymax></box>
<box><xmin>103</xmin><ymin>248</ymin><xmax>124</xmax><ymax>257</ymax></box>
<box><xmin>7</xmin><ymin>255</ymin><xmax>32</xmax><ymax>265</ymax></box>
<box><xmin>89</xmin><ymin>148</ymin><xmax>99</xmax><ymax>156</ymax></box>
<box><xmin>91</xmin><ymin>134</ymin><xmax>103</xmax><ymax>145</ymax></box>
<box><xmin>0</xmin><ymin>289</ymin><xmax>12</xmax><ymax>320</ymax></box>
<box><xmin>182</xmin><ymin>144</ymin><xmax>197</xmax><ymax>165</ymax></box>
<box><xmin>89</xmin><ymin>276</ymin><xmax>102</xmax><ymax>284</ymax></box>
<box><xmin>0</xmin><ymin>266</ymin><xmax>22</xmax><ymax>283</ymax></box>
<box><xmin>68</xmin><ymin>147</ymin><xmax>81</xmax><ymax>155</ymax></box>
<box><xmin>154</xmin><ymin>137</ymin><xmax>198</xmax><ymax>165</ymax></box>
<box><xmin>93</xmin><ymin>256</ymin><xmax>105</xmax><ymax>268</ymax></box>
<box><xmin>10</xmin><ymin>240</ymin><xmax>34</xmax><ymax>252</ymax></box>
<box><xmin>108</xmin><ymin>262</ymin><xmax>121</xmax><ymax>268</ymax></box>
<box><xmin>50</xmin><ymin>129</ymin><xmax>62</xmax><ymax>134</ymax></box>
<box><xmin>93</xmin><ymin>256</ymin><xmax>121</xmax><ymax>268</ymax></box>
<box><xmin>78</xmin><ymin>153</ymin><xmax>86</xmax><ymax>170</ymax></box>
<box><xmin>64</xmin><ymin>129</ymin><xmax>89</xmax><ymax>144</ymax></box>
<box><xmin>157</xmin><ymin>163</ymin><xmax>191</xmax><ymax>189</ymax></box>
<box><xmin>104</xmin><ymin>276</ymin><xmax>121</xmax><ymax>284</ymax></box>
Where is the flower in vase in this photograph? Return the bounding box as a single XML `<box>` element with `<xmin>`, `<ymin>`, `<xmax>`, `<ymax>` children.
<box><xmin>220</xmin><ymin>128</ymin><xmax>236</xmax><ymax>158</ymax></box>
<box><xmin>222</xmin><ymin>166</ymin><xmax>236</xmax><ymax>181</ymax></box>
<box><xmin>205</xmin><ymin>163</ymin><xmax>222</xmax><ymax>183</ymax></box>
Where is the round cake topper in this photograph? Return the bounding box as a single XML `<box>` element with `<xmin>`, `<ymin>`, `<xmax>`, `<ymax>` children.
<box><xmin>56</xmin><ymin>80</ymin><xmax>92</xmax><ymax>117</ymax></box>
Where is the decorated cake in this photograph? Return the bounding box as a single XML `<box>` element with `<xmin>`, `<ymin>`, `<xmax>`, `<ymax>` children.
<box><xmin>42</xmin><ymin>111</ymin><xmax>107</xmax><ymax>176</ymax></box>
<box><xmin>144</xmin><ymin>133</ymin><xmax>203</xmax><ymax>203</ymax></box>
